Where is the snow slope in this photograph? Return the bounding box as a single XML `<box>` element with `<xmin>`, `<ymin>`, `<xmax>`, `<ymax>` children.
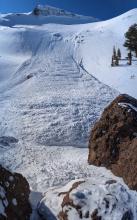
<box><xmin>0</xmin><ymin>23</ymin><xmax>117</xmax><ymax>147</ymax></box>
<box><xmin>78</xmin><ymin>9</ymin><xmax>137</xmax><ymax>97</ymax></box>
<box><xmin>0</xmin><ymin>8</ymin><xmax>137</xmax><ymax>217</ymax></box>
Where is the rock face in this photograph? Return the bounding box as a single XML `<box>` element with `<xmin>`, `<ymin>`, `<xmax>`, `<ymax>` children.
<box><xmin>88</xmin><ymin>94</ymin><xmax>137</xmax><ymax>190</ymax></box>
<box><xmin>37</xmin><ymin>177</ymin><xmax>137</xmax><ymax>220</ymax></box>
<box><xmin>0</xmin><ymin>165</ymin><xmax>32</xmax><ymax>219</ymax></box>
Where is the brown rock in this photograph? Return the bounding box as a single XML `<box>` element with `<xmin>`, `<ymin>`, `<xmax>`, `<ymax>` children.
<box><xmin>91</xmin><ymin>209</ymin><xmax>102</xmax><ymax>220</ymax></box>
<box><xmin>0</xmin><ymin>165</ymin><xmax>32</xmax><ymax>219</ymax></box>
<box><xmin>88</xmin><ymin>94</ymin><xmax>137</xmax><ymax>190</ymax></box>
<box><xmin>58</xmin><ymin>181</ymin><xmax>85</xmax><ymax>220</ymax></box>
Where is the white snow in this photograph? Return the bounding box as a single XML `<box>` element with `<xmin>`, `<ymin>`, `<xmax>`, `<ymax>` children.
<box><xmin>0</xmin><ymin>22</ymin><xmax>117</xmax><ymax>147</ymax></box>
<box><xmin>38</xmin><ymin>178</ymin><xmax>137</xmax><ymax>220</ymax></box>
<box><xmin>118</xmin><ymin>102</ymin><xmax>137</xmax><ymax>112</ymax></box>
<box><xmin>78</xmin><ymin>9</ymin><xmax>137</xmax><ymax>98</ymax></box>
<box><xmin>12</xmin><ymin>198</ymin><xmax>17</xmax><ymax>206</ymax></box>
<box><xmin>0</xmin><ymin>7</ymin><xmax>137</xmax><ymax>219</ymax></box>
<box><xmin>0</xmin><ymin>144</ymin><xmax>117</xmax><ymax>193</ymax></box>
<box><xmin>9</xmin><ymin>176</ymin><xmax>14</xmax><ymax>182</ymax></box>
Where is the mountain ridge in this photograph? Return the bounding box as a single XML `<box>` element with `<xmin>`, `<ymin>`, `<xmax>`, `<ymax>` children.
<box><xmin>0</xmin><ymin>5</ymin><xmax>98</xmax><ymax>26</ymax></box>
<box><xmin>33</xmin><ymin>4</ymin><xmax>98</xmax><ymax>19</ymax></box>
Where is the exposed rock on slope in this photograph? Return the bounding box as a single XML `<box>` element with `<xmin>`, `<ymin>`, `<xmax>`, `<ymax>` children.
<box><xmin>33</xmin><ymin>4</ymin><xmax>97</xmax><ymax>19</ymax></box>
<box><xmin>88</xmin><ymin>94</ymin><xmax>137</xmax><ymax>190</ymax></box>
<box><xmin>0</xmin><ymin>165</ymin><xmax>32</xmax><ymax>219</ymax></box>
<box><xmin>37</xmin><ymin>177</ymin><xmax>137</xmax><ymax>220</ymax></box>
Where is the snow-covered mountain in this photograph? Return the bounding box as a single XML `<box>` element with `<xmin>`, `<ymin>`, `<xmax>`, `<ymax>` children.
<box><xmin>0</xmin><ymin>7</ymin><xmax>137</xmax><ymax>218</ymax></box>
<box><xmin>33</xmin><ymin>4</ymin><xmax>98</xmax><ymax>19</ymax></box>
<box><xmin>0</xmin><ymin>5</ymin><xmax>98</xmax><ymax>26</ymax></box>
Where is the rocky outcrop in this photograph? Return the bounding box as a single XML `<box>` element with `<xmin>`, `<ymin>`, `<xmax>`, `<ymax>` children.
<box><xmin>0</xmin><ymin>165</ymin><xmax>32</xmax><ymax>219</ymax></box>
<box><xmin>88</xmin><ymin>94</ymin><xmax>137</xmax><ymax>190</ymax></box>
<box><xmin>37</xmin><ymin>177</ymin><xmax>137</xmax><ymax>220</ymax></box>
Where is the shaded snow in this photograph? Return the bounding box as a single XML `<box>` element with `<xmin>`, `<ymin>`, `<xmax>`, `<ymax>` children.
<box><xmin>0</xmin><ymin>186</ymin><xmax>7</xmax><ymax>217</ymax></box>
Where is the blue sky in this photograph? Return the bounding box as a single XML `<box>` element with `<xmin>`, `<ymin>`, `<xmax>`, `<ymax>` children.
<box><xmin>0</xmin><ymin>0</ymin><xmax>137</xmax><ymax>19</ymax></box>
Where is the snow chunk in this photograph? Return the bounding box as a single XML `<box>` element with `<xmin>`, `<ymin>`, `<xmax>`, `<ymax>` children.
<box><xmin>9</xmin><ymin>176</ymin><xmax>14</xmax><ymax>182</ymax></box>
<box><xmin>118</xmin><ymin>102</ymin><xmax>137</xmax><ymax>112</ymax></box>
<box><xmin>0</xmin><ymin>200</ymin><xmax>6</xmax><ymax>217</ymax></box>
<box><xmin>0</xmin><ymin>186</ymin><xmax>6</xmax><ymax>199</ymax></box>
<box><xmin>4</xmin><ymin>182</ymin><xmax>9</xmax><ymax>188</ymax></box>
<box><xmin>12</xmin><ymin>198</ymin><xmax>17</xmax><ymax>206</ymax></box>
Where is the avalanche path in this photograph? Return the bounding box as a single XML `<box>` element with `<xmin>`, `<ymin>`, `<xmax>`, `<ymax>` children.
<box><xmin>0</xmin><ymin>22</ymin><xmax>117</xmax><ymax>197</ymax></box>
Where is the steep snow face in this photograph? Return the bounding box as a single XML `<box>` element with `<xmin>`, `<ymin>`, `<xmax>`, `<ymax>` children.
<box><xmin>0</xmin><ymin>27</ymin><xmax>31</xmax><ymax>84</ymax></box>
<box><xmin>0</xmin><ymin>25</ymin><xmax>117</xmax><ymax>147</ymax></box>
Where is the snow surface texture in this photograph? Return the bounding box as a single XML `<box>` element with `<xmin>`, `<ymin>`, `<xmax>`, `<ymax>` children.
<box><xmin>0</xmin><ymin>19</ymin><xmax>117</xmax><ymax>147</ymax></box>
<box><xmin>0</xmin><ymin>7</ymin><xmax>137</xmax><ymax>219</ymax></box>
<box><xmin>38</xmin><ymin>178</ymin><xmax>137</xmax><ymax>220</ymax></box>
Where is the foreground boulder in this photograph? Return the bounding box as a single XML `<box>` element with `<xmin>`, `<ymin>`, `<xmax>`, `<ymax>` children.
<box><xmin>88</xmin><ymin>94</ymin><xmax>137</xmax><ymax>190</ymax></box>
<box><xmin>38</xmin><ymin>177</ymin><xmax>137</xmax><ymax>220</ymax></box>
<box><xmin>0</xmin><ymin>165</ymin><xmax>32</xmax><ymax>219</ymax></box>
